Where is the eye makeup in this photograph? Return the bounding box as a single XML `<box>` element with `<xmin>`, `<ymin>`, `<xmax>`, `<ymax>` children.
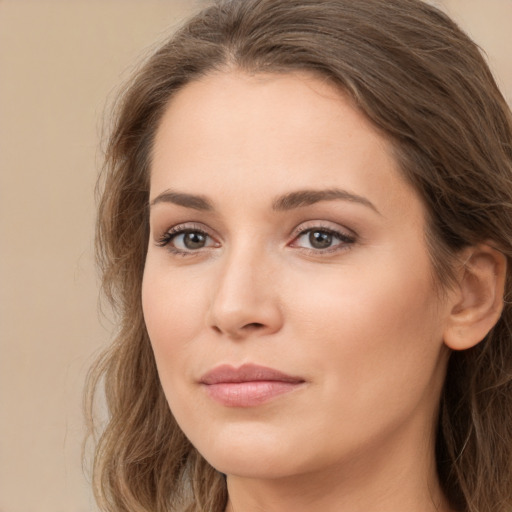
<box><xmin>154</xmin><ymin>219</ymin><xmax>357</xmax><ymax>258</ymax></box>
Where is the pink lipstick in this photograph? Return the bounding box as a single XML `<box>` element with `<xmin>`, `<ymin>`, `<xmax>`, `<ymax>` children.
<box><xmin>200</xmin><ymin>364</ymin><xmax>305</xmax><ymax>407</ymax></box>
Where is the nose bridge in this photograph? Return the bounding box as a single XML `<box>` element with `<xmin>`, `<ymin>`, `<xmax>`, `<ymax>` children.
<box><xmin>208</xmin><ymin>236</ymin><xmax>282</xmax><ymax>338</ymax></box>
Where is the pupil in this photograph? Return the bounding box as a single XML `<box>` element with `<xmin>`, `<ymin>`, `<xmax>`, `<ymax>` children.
<box><xmin>309</xmin><ymin>230</ymin><xmax>332</xmax><ymax>249</ymax></box>
<box><xmin>184</xmin><ymin>232</ymin><xmax>206</xmax><ymax>249</ymax></box>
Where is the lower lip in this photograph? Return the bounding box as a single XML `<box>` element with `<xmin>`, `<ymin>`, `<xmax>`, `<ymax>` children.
<box><xmin>202</xmin><ymin>381</ymin><xmax>303</xmax><ymax>407</ymax></box>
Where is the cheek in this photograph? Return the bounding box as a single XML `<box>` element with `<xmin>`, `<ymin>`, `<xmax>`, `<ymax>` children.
<box><xmin>290</xmin><ymin>255</ymin><xmax>437</xmax><ymax>339</ymax></box>
<box><xmin>141</xmin><ymin>259</ymin><xmax>210</xmax><ymax>374</ymax></box>
<box><xmin>285</xmin><ymin>251</ymin><xmax>444</xmax><ymax>403</ymax></box>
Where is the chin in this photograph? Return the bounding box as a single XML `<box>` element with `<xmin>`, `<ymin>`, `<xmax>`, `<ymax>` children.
<box><xmin>190</xmin><ymin>423</ymin><xmax>311</xmax><ymax>479</ymax></box>
<box><xmin>205</xmin><ymin>451</ymin><xmax>301</xmax><ymax>480</ymax></box>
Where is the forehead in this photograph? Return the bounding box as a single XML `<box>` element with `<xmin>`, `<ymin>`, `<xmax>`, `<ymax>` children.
<box><xmin>150</xmin><ymin>71</ymin><xmax>420</xmax><ymax>220</ymax></box>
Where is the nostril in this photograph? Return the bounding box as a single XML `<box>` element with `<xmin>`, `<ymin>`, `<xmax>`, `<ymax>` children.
<box><xmin>210</xmin><ymin>322</ymin><xmax>265</xmax><ymax>337</ymax></box>
<box><xmin>244</xmin><ymin>322</ymin><xmax>264</xmax><ymax>330</ymax></box>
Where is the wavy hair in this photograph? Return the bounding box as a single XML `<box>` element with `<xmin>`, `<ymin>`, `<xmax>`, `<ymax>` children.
<box><xmin>85</xmin><ymin>0</ymin><xmax>512</xmax><ymax>510</ymax></box>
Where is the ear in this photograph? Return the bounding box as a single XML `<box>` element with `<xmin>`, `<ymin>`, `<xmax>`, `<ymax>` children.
<box><xmin>443</xmin><ymin>243</ymin><xmax>507</xmax><ymax>351</ymax></box>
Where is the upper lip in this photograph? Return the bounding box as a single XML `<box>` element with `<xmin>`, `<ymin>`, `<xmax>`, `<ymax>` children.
<box><xmin>200</xmin><ymin>364</ymin><xmax>305</xmax><ymax>385</ymax></box>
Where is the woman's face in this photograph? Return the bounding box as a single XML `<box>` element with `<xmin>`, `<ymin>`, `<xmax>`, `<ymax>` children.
<box><xmin>143</xmin><ymin>71</ymin><xmax>452</xmax><ymax>480</ymax></box>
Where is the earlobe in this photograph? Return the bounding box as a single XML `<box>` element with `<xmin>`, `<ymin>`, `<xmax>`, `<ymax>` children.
<box><xmin>443</xmin><ymin>243</ymin><xmax>507</xmax><ymax>351</ymax></box>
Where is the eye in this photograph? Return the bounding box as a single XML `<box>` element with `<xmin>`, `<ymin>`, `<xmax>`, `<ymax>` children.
<box><xmin>174</xmin><ymin>230</ymin><xmax>210</xmax><ymax>250</ymax></box>
<box><xmin>156</xmin><ymin>226</ymin><xmax>218</xmax><ymax>254</ymax></box>
<box><xmin>291</xmin><ymin>226</ymin><xmax>356</xmax><ymax>253</ymax></box>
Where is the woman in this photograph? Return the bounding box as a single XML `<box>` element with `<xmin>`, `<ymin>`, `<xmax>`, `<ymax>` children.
<box><xmin>86</xmin><ymin>0</ymin><xmax>512</xmax><ymax>511</ymax></box>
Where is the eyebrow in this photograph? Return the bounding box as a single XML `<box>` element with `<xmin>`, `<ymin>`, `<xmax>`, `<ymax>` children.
<box><xmin>272</xmin><ymin>188</ymin><xmax>380</xmax><ymax>214</ymax></box>
<box><xmin>150</xmin><ymin>188</ymin><xmax>380</xmax><ymax>214</ymax></box>
<box><xmin>150</xmin><ymin>191</ymin><xmax>213</xmax><ymax>211</ymax></box>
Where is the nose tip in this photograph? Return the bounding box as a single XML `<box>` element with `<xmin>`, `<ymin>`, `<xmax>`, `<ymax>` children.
<box><xmin>209</xmin><ymin>296</ymin><xmax>283</xmax><ymax>339</ymax></box>
<box><xmin>207</xmin><ymin>253</ymin><xmax>283</xmax><ymax>340</ymax></box>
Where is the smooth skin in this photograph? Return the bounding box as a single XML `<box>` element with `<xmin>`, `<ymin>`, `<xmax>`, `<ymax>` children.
<box><xmin>142</xmin><ymin>71</ymin><xmax>505</xmax><ymax>512</ymax></box>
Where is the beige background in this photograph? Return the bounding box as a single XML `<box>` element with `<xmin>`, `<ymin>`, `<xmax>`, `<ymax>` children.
<box><xmin>0</xmin><ymin>1</ymin><xmax>511</xmax><ymax>511</ymax></box>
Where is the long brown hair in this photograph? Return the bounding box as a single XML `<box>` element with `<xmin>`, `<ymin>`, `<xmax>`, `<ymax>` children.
<box><xmin>85</xmin><ymin>1</ymin><xmax>512</xmax><ymax>510</ymax></box>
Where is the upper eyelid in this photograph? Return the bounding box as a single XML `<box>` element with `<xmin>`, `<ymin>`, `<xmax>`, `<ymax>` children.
<box><xmin>291</xmin><ymin>220</ymin><xmax>357</xmax><ymax>239</ymax></box>
<box><xmin>291</xmin><ymin>226</ymin><xmax>356</xmax><ymax>247</ymax></box>
<box><xmin>155</xmin><ymin>222</ymin><xmax>215</xmax><ymax>238</ymax></box>
<box><xmin>154</xmin><ymin>222</ymin><xmax>214</xmax><ymax>246</ymax></box>
<box><xmin>155</xmin><ymin>227</ymin><xmax>219</xmax><ymax>254</ymax></box>
<box><xmin>294</xmin><ymin>227</ymin><xmax>354</xmax><ymax>240</ymax></box>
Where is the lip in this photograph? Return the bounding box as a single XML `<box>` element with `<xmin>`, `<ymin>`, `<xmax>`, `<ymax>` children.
<box><xmin>199</xmin><ymin>364</ymin><xmax>305</xmax><ymax>407</ymax></box>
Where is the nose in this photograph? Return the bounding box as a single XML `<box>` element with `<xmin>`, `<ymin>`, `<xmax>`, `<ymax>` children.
<box><xmin>206</xmin><ymin>245</ymin><xmax>284</xmax><ymax>340</ymax></box>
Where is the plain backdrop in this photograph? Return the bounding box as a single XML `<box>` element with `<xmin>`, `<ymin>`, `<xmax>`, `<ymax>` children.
<box><xmin>0</xmin><ymin>1</ymin><xmax>511</xmax><ymax>511</ymax></box>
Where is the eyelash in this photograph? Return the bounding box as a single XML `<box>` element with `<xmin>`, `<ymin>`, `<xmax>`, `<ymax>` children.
<box><xmin>156</xmin><ymin>224</ymin><xmax>216</xmax><ymax>256</ymax></box>
<box><xmin>290</xmin><ymin>224</ymin><xmax>356</xmax><ymax>255</ymax></box>
<box><xmin>155</xmin><ymin>223</ymin><xmax>356</xmax><ymax>257</ymax></box>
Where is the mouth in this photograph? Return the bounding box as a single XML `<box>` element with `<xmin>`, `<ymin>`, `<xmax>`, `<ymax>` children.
<box><xmin>199</xmin><ymin>363</ymin><xmax>306</xmax><ymax>407</ymax></box>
